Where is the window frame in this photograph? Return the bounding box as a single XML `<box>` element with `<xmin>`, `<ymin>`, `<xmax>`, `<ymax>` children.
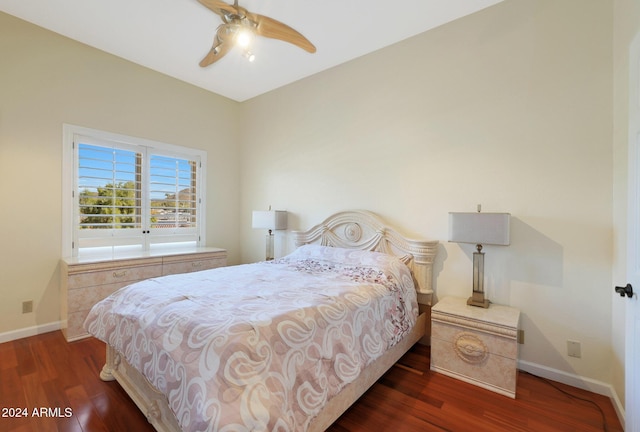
<box><xmin>62</xmin><ymin>124</ymin><xmax>207</xmax><ymax>259</ymax></box>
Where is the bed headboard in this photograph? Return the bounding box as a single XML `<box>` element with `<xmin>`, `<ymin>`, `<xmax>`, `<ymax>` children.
<box><xmin>293</xmin><ymin>210</ymin><xmax>438</xmax><ymax>298</ymax></box>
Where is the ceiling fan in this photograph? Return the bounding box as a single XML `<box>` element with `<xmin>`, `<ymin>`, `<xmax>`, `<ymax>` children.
<box><xmin>197</xmin><ymin>0</ymin><xmax>316</xmax><ymax>67</ymax></box>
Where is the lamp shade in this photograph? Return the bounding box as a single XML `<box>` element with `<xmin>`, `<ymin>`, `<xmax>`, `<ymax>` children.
<box><xmin>449</xmin><ymin>212</ymin><xmax>510</xmax><ymax>246</ymax></box>
<box><xmin>252</xmin><ymin>210</ymin><xmax>287</xmax><ymax>230</ymax></box>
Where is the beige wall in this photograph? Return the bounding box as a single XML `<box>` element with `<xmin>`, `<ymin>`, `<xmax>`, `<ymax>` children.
<box><xmin>0</xmin><ymin>12</ymin><xmax>242</xmax><ymax>335</ymax></box>
<box><xmin>240</xmin><ymin>0</ymin><xmax>615</xmax><ymax>387</ymax></box>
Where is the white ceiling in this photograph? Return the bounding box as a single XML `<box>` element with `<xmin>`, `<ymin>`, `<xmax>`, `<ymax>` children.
<box><xmin>1</xmin><ymin>0</ymin><xmax>502</xmax><ymax>102</ymax></box>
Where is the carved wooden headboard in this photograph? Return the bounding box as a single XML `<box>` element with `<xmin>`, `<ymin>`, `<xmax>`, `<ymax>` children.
<box><xmin>293</xmin><ymin>210</ymin><xmax>438</xmax><ymax>300</ymax></box>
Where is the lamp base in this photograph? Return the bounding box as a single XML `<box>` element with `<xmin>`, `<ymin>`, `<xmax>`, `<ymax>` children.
<box><xmin>469</xmin><ymin>248</ymin><xmax>489</xmax><ymax>308</ymax></box>
<box><xmin>467</xmin><ymin>295</ymin><xmax>490</xmax><ymax>308</ymax></box>
<box><xmin>265</xmin><ymin>232</ymin><xmax>274</xmax><ymax>261</ymax></box>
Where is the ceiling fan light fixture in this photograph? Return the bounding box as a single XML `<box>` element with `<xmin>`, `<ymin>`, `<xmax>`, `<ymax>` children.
<box><xmin>243</xmin><ymin>50</ymin><xmax>255</xmax><ymax>62</ymax></box>
<box><xmin>235</xmin><ymin>27</ymin><xmax>254</xmax><ymax>48</ymax></box>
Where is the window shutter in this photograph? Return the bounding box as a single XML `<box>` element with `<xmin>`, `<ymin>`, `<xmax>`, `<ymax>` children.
<box><xmin>77</xmin><ymin>142</ymin><xmax>143</xmax><ymax>231</ymax></box>
<box><xmin>148</xmin><ymin>153</ymin><xmax>200</xmax><ymax>245</ymax></box>
<box><xmin>69</xmin><ymin>129</ymin><xmax>204</xmax><ymax>258</ymax></box>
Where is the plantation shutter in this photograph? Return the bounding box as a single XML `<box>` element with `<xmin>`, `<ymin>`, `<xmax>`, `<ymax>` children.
<box><xmin>72</xmin><ymin>133</ymin><xmax>202</xmax><ymax>256</ymax></box>
<box><xmin>148</xmin><ymin>152</ymin><xmax>200</xmax><ymax>245</ymax></box>
<box><xmin>75</xmin><ymin>136</ymin><xmax>144</xmax><ymax>251</ymax></box>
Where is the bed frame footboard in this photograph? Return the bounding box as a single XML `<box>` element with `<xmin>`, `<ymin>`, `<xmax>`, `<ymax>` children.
<box><xmin>101</xmin><ymin>344</ymin><xmax>181</xmax><ymax>432</ymax></box>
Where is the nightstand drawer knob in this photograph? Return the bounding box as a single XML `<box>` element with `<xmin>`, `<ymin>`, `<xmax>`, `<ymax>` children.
<box><xmin>454</xmin><ymin>333</ymin><xmax>489</xmax><ymax>364</ymax></box>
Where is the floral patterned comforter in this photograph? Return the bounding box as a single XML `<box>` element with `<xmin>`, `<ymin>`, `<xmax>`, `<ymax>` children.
<box><xmin>84</xmin><ymin>245</ymin><xmax>418</xmax><ymax>432</ymax></box>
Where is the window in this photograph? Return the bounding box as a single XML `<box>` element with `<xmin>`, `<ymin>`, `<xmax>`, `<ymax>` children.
<box><xmin>63</xmin><ymin>125</ymin><xmax>207</xmax><ymax>259</ymax></box>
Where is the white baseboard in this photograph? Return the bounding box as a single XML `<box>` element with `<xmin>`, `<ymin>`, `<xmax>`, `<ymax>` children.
<box><xmin>0</xmin><ymin>321</ymin><xmax>61</xmax><ymax>344</ymax></box>
<box><xmin>518</xmin><ymin>360</ymin><xmax>626</xmax><ymax>429</ymax></box>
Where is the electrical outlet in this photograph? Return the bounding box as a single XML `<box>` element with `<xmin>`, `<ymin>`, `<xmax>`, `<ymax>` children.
<box><xmin>567</xmin><ymin>340</ymin><xmax>581</xmax><ymax>358</ymax></box>
<box><xmin>22</xmin><ymin>300</ymin><xmax>33</xmax><ymax>314</ymax></box>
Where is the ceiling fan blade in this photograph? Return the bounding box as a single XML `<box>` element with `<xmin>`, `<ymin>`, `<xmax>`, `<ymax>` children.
<box><xmin>199</xmin><ymin>36</ymin><xmax>233</xmax><ymax>67</ymax></box>
<box><xmin>249</xmin><ymin>13</ymin><xmax>316</xmax><ymax>53</ymax></box>
<box><xmin>199</xmin><ymin>42</ymin><xmax>232</xmax><ymax>67</ymax></box>
<box><xmin>197</xmin><ymin>0</ymin><xmax>238</xmax><ymax>16</ymax></box>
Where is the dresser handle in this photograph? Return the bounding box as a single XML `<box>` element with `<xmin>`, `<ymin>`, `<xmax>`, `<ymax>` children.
<box><xmin>112</xmin><ymin>270</ymin><xmax>128</xmax><ymax>278</ymax></box>
<box><xmin>191</xmin><ymin>261</ymin><xmax>205</xmax><ymax>268</ymax></box>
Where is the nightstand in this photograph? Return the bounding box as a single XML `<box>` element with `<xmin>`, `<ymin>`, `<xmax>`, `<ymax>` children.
<box><xmin>430</xmin><ymin>296</ymin><xmax>520</xmax><ymax>398</ymax></box>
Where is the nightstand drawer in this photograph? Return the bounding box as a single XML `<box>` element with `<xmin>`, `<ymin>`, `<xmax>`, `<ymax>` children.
<box><xmin>431</xmin><ymin>336</ymin><xmax>517</xmax><ymax>397</ymax></box>
<box><xmin>431</xmin><ymin>321</ymin><xmax>518</xmax><ymax>360</ymax></box>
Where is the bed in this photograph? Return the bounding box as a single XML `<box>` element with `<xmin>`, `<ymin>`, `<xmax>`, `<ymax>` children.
<box><xmin>84</xmin><ymin>210</ymin><xmax>438</xmax><ymax>432</ymax></box>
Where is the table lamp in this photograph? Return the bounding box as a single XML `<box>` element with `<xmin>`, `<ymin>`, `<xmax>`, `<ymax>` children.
<box><xmin>449</xmin><ymin>209</ymin><xmax>510</xmax><ymax>308</ymax></box>
<box><xmin>252</xmin><ymin>209</ymin><xmax>287</xmax><ymax>260</ymax></box>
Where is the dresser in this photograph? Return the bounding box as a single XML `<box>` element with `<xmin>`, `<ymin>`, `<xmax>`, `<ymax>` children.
<box><xmin>431</xmin><ymin>296</ymin><xmax>520</xmax><ymax>398</ymax></box>
<box><xmin>60</xmin><ymin>247</ymin><xmax>227</xmax><ymax>341</ymax></box>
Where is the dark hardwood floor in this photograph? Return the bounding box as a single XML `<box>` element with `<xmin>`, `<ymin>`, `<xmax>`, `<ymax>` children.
<box><xmin>0</xmin><ymin>331</ymin><xmax>623</xmax><ymax>432</ymax></box>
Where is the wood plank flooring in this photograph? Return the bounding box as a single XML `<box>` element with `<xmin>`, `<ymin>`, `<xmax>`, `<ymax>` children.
<box><xmin>0</xmin><ymin>331</ymin><xmax>623</xmax><ymax>432</ymax></box>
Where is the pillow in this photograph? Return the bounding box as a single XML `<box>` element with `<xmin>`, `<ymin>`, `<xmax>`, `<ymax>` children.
<box><xmin>282</xmin><ymin>244</ymin><xmax>405</xmax><ymax>270</ymax></box>
<box><xmin>281</xmin><ymin>245</ymin><xmax>418</xmax><ymax>320</ymax></box>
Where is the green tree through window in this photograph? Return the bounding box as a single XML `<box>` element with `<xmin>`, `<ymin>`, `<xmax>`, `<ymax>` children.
<box><xmin>79</xmin><ymin>181</ymin><xmax>139</xmax><ymax>229</ymax></box>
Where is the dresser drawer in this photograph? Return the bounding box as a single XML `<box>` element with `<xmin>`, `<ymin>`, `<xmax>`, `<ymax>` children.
<box><xmin>67</xmin><ymin>263</ymin><xmax>162</xmax><ymax>289</ymax></box>
<box><xmin>162</xmin><ymin>257</ymin><xmax>226</xmax><ymax>275</ymax></box>
<box><xmin>68</xmin><ymin>280</ymin><xmax>132</xmax><ymax>313</ymax></box>
<box><xmin>64</xmin><ymin>311</ymin><xmax>92</xmax><ymax>342</ymax></box>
